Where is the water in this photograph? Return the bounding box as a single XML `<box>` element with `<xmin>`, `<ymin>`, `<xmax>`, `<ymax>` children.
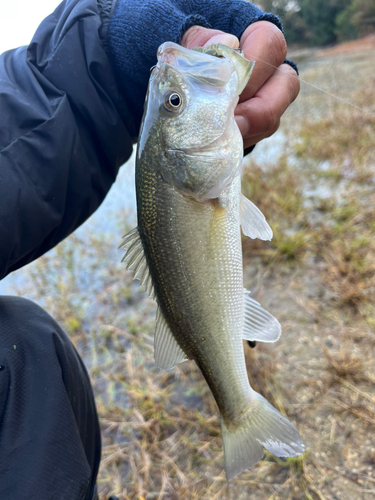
<box><xmin>0</xmin><ymin>151</ymin><xmax>137</xmax><ymax>295</ymax></box>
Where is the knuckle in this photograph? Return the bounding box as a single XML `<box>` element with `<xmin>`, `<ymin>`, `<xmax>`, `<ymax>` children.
<box><xmin>268</xmin><ymin>119</ymin><xmax>280</xmax><ymax>137</ymax></box>
<box><xmin>261</xmin><ymin>120</ymin><xmax>280</xmax><ymax>141</ymax></box>
<box><xmin>279</xmin><ymin>64</ymin><xmax>300</xmax><ymax>103</ymax></box>
<box><xmin>180</xmin><ymin>25</ymin><xmax>204</xmax><ymax>48</ymax></box>
<box><xmin>243</xmin><ymin>21</ymin><xmax>288</xmax><ymax>65</ymax></box>
<box><xmin>253</xmin><ymin>21</ymin><xmax>287</xmax><ymax>66</ymax></box>
<box><xmin>269</xmin><ymin>27</ymin><xmax>288</xmax><ymax>66</ymax></box>
<box><xmin>283</xmin><ymin>65</ymin><xmax>300</xmax><ymax>101</ymax></box>
<box><xmin>262</xmin><ymin>104</ymin><xmax>278</xmax><ymax>134</ymax></box>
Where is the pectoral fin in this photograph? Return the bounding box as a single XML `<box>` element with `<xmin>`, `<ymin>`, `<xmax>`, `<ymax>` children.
<box><xmin>240</xmin><ymin>194</ymin><xmax>273</xmax><ymax>241</ymax></box>
<box><xmin>154</xmin><ymin>308</ymin><xmax>188</xmax><ymax>370</ymax></box>
<box><xmin>119</xmin><ymin>227</ymin><xmax>155</xmax><ymax>298</ymax></box>
<box><xmin>243</xmin><ymin>290</ymin><xmax>281</xmax><ymax>343</ymax></box>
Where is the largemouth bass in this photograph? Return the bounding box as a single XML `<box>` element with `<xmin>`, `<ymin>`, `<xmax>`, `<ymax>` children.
<box><xmin>121</xmin><ymin>42</ymin><xmax>304</xmax><ymax>480</ymax></box>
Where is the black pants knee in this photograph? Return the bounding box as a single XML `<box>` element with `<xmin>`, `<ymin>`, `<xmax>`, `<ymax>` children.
<box><xmin>0</xmin><ymin>296</ymin><xmax>101</xmax><ymax>500</ymax></box>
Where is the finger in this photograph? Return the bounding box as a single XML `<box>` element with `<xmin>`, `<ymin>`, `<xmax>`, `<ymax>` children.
<box><xmin>180</xmin><ymin>25</ymin><xmax>239</xmax><ymax>50</ymax></box>
<box><xmin>242</xmin><ymin>121</ymin><xmax>280</xmax><ymax>149</ymax></box>
<box><xmin>235</xmin><ymin>63</ymin><xmax>300</xmax><ymax>140</ymax></box>
<box><xmin>239</xmin><ymin>21</ymin><xmax>287</xmax><ymax>103</ymax></box>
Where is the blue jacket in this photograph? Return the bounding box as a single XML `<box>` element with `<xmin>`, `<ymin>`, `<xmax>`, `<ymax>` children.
<box><xmin>0</xmin><ymin>0</ymin><xmax>284</xmax><ymax>280</ymax></box>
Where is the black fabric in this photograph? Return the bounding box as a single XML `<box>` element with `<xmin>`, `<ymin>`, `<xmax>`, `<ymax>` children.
<box><xmin>284</xmin><ymin>58</ymin><xmax>299</xmax><ymax>75</ymax></box>
<box><xmin>244</xmin><ymin>145</ymin><xmax>256</xmax><ymax>157</ymax></box>
<box><xmin>0</xmin><ymin>0</ymin><xmax>134</xmax><ymax>281</ymax></box>
<box><xmin>0</xmin><ymin>296</ymin><xmax>101</xmax><ymax>500</ymax></box>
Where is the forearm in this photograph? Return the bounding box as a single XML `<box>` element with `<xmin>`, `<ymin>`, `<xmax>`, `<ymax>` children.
<box><xmin>0</xmin><ymin>0</ymin><xmax>133</xmax><ymax>279</ymax></box>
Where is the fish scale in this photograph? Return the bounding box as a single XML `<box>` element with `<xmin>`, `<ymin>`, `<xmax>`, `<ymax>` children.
<box><xmin>138</xmin><ymin>157</ymin><xmax>250</xmax><ymax>421</ymax></box>
<box><xmin>122</xmin><ymin>41</ymin><xmax>304</xmax><ymax>481</ymax></box>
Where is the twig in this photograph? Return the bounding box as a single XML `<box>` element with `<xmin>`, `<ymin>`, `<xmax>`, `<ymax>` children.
<box><xmin>336</xmin><ymin>376</ymin><xmax>375</xmax><ymax>404</ymax></box>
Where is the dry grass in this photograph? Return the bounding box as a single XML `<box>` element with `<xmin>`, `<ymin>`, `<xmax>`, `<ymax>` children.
<box><xmin>4</xmin><ymin>48</ymin><xmax>375</xmax><ymax>499</ymax></box>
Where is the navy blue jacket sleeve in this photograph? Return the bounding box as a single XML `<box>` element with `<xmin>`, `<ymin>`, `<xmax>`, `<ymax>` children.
<box><xmin>0</xmin><ymin>0</ymin><xmax>134</xmax><ymax>279</ymax></box>
<box><xmin>0</xmin><ymin>0</ymin><xmax>285</xmax><ymax>280</ymax></box>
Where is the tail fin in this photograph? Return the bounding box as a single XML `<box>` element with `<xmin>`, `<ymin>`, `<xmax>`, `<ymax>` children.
<box><xmin>221</xmin><ymin>391</ymin><xmax>304</xmax><ymax>481</ymax></box>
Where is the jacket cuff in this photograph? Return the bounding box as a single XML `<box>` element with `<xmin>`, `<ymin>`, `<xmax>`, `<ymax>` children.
<box><xmin>244</xmin><ymin>145</ymin><xmax>256</xmax><ymax>156</ymax></box>
<box><xmin>98</xmin><ymin>0</ymin><xmax>115</xmax><ymax>51</ymax></box>
<box><xmin>283</xmin><ymin>58</ymin><xmax>299</xmax><ymax>75</ymax></box>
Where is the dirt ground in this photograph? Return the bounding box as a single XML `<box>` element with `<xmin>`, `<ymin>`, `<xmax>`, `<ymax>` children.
<box><xmin>316</xmin><ymin>34</ymin><xmax>375</xmax><ymax>57</ymax></box>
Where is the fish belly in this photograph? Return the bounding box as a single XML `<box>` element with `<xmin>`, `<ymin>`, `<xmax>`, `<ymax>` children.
<box><xmin>139</xmin><ymin>172</ymin><xmax>252</xmax><ymax>422</ymax></box>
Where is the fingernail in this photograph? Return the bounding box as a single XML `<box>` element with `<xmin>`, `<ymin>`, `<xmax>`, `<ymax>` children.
<box><xmin>204</xmin><ymin>34</ymin><xmax>239</xmax><ymax>49</ymax></box>
<box><xmin>235</xmin><ymin>115</ymin><xmax>249</xmax><ymax>136</ymax></box>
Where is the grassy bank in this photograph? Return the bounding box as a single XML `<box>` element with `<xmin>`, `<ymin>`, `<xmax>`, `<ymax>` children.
<box><xmin>238</xmin><ymin>56</ymin><xmax>375</xmax><ymax>499</ymax></box>
<box><xmin>5</xmin><ymin>46</ymin><xmax>375</xmax><ymax>499</ymax></box>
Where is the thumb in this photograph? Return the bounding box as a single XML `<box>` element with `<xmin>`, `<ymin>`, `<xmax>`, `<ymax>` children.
<box><xmin>180</xmin><ymin>26</ymin><xmax>239</xmax><ymax>50</ymax></box>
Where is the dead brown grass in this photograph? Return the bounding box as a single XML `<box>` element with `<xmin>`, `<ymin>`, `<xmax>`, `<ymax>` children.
<box><xmin>5</xmin><ymin>47</ymin><xmax>375</xmax><ymax>500</ymax></box>
<box><xmin>315</xmin><ymin>34</ymin><xmax>375</xmax><ymax>57</ymax></box>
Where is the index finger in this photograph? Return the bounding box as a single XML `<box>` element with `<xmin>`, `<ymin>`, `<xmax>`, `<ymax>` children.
<box><xmin>239</xmin><ymin>21</ymin><xmax>287</xmax><ymax>102</ymax></box>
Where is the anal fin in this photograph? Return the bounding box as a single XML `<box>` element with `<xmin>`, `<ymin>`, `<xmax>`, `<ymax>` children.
<box><xmin>243</xmin><ymin>290</ymin><xmax>281</xmax><ymax>343</ymax></box>
<box><xmin>154</xmin><ymin>308</ymin><xmax>188</xmax><ymax>370</ymax></box>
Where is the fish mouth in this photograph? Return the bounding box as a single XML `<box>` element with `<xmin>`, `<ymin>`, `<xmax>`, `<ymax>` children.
<box><xmin>157</xmin><ymin>42</ymin><xmax>234</xmax><ymax>88</ymax></box>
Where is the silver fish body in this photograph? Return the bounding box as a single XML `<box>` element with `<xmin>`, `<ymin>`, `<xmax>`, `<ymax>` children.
<box><xmin>122</xmin><ymin>42</ymin><xmax>304</xmax><ymax>480</ymax></box>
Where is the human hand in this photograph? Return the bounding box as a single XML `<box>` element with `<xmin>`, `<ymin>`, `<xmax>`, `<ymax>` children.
<box><xmin>180</xmin><ymin>22</ymin><xmax>300</xmax><ymax>149</ymax></box>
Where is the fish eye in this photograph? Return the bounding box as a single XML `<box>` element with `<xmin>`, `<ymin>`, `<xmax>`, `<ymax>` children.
<box><xmin>164</xmin><ymin>91</ymin><xmax>183</xmax><ymax>112</ymax></box>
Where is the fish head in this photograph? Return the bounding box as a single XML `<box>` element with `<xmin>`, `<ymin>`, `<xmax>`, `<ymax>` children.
<box><xmin>138</xmin><ymin>42</ymin><xmax>254</xmax><ymax>200</ymax></box>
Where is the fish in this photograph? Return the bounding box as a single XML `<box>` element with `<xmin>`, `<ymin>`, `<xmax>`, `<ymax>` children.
<box><xmin>120</xmin><ymin>41</ymin><xmax>304</xmax><ymax>481</ymax></box>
